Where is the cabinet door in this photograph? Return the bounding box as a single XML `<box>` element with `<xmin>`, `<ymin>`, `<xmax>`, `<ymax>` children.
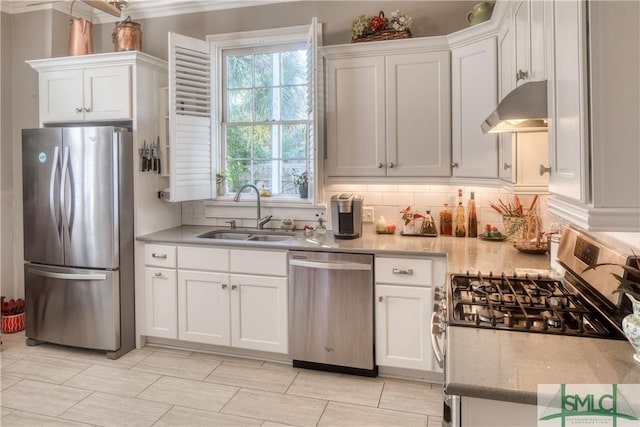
<box><xmin>498</xmin><ymin>21</ymin><xmax>516</xmax><ymax>183</ymax></box>
<box><xmin>39</xmin><ymin>70</ymin><xmax>84</xmax><ymax>123</ymax></box>
<box><xmin>83</xmin><ymin>65</ymin><xmax>132</xmax><ymax>121</ymax></box>
<box><xmin>325</xmin><ymin>56</ymin><xmax>386</xmax><ymax>177</ymax></box>
<box><xmin>375</xmin><ymin>284</ymin><xmax>433</xmax><ymax>371</ymax></box>
<box><xmin>451</xmin><ymin>37</ymin><xmax>499</xmax><ymax>178</ymax></box>
<box><xmin>178</xmin><ymin>270</ymin><xmax>230</xmax><ymax>345</ymax></box>
<box><xmin>513</xmin><ymin>1</ymin><xmax>531</xmax><ymax>86</ymax></box>
<box><xmin>386</xmin><ymin>51</ymin><xmax>451</xmax><ymax>177</ymax></box>
<box><xmin>230</xmin><ymin>274</ymin><xmax>288</xmax><ymax>354</ymax></box>
<box><xmin>514</xmin><ymin>132</ymin><xmax>548</xmax><ymax>193</ymax></box>
<box><xmin>547</xmin><ymin>0</ymin><xmax>589</xmax><ymax>202</ymax></box>
<box><xmin>529</xmin><ymin>0</ymin><xmax>546</xmax><ymax>82</ymax></box>
<box><xmin>145</xmin><ymin>267</ymin><xmax>178</xmax><ymax>339</ymax></box>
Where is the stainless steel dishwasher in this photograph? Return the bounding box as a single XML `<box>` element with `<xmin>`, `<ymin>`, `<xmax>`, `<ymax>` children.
<box><xmin>288</xmin><ymin>251</ymin><xmax>376</xmax><ymax>377</ymax></box>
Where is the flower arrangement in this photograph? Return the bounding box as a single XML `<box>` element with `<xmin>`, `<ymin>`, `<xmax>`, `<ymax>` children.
<box><xmin>292</xmin><ymin>170</ymin><xmax>308</xmax><ymax>189</ymax></box>
<box><xmin>1</xmin><ymin>297</ymin><xmax>25</xmax><ymax>316</ymax></box>
<box><xmin>400</xmin><ymin>206</ymin><xmax>424</xmax><ymax>225</ymax></box>
<box><xmin>351</xmin><ymin>10</ymin><xmax>412</xmax><ymax>42</ymax></box>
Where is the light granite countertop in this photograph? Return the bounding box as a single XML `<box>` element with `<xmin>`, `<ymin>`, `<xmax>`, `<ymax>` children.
<box><xmin>137</xmin><ymin>225</ymin><xmax>552</xmax><ymax>274</ymax></box>
<box><xmin>137</xmin><ymin>225</ymin><xmax>640</xmax><ymax>404</ymax></box>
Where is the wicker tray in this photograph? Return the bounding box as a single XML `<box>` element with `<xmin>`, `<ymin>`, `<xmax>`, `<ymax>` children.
<box><xmin>352</xmin><ymin>29</ymin><xmax>412</xmax><ymax>43</ymax></box>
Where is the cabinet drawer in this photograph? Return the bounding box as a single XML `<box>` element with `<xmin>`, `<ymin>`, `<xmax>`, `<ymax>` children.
<box><xmin>145</xmin><ymin>244</ymin><xmax>176</xmax><ymax>268</ymax></box>
<box><xmin>178</xmin><ymin>246</ymin><xmax>229</xmax><ymax>271</ymax></box>
<box><xmin>230</xmin><ymin>250</ymin><xmax>287</xmax><ymax>276</ymax></box>
<box><xmin>375</xmin><ymin>257</ymin><xmax>433</xmax><ymax>286</ymax></box>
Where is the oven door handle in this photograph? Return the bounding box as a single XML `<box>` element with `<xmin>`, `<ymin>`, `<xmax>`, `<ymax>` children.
<box><xmin>430</xmin><ymin>311</ymin><xmax>445</xmax><ymax>369</ymax></box>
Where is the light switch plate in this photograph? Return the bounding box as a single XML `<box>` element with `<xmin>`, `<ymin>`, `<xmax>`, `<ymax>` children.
<box><xmin>363</xmin><ymin>207</ymin><xmax>374</xmax><ymax>223</ymax></box>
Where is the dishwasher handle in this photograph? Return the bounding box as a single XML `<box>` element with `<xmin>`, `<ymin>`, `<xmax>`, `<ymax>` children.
<box><xmin>289</xmin><ymin>258</ymin><xmax>372</xmax><ymax>271</ymax></box>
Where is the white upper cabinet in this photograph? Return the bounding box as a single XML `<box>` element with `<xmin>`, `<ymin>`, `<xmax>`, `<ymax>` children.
<box><xmin>28</xmin><ymin>56</ymin><xmax>132</xmax><ymax>124</ymax></box>
<box><xmin>547</xmin><ymin>0</ymin><xmax>640</xmax><ymax>230</ymax></box>
<box><xmin>513</xmin><ymin>0</ymin><xmax>546</xmax><ymax>86</ymax></box>
<box><xmin>450</xmin><ymin>36</ymin><xmax>499</xmax><ymax>179</ymax></box>
<box><xmin>324</xmin><ymin>38</ymin><xmax>451</xmax><ymax>178</ymax></box>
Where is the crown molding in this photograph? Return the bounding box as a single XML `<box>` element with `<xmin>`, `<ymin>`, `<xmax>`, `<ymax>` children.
<box><xmin>1</xmin><ymin>0</ymin><xmax>296</xmax><ymax>24</ymax></box>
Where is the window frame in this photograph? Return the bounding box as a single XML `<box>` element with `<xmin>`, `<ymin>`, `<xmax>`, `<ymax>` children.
<box><xmin>207</xmin><ymin>24</ymin><xmax>319</xmax><ymax>206</ymax></box>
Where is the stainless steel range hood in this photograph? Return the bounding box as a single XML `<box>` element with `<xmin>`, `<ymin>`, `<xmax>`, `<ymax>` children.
<box><xmin>481</xmin><ymin>80</ymin><xmax>548</xmax><ymax>134</ymax></box>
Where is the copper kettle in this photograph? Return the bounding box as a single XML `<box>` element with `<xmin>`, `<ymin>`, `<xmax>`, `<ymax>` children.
<box><xmin>68</xmin><ymin>1</ymin><xmax>93</xmax><ymax>56</ymax></box>
<box><xmin>112</xmin><ymin>16</ymin><xmax>142</xmax><ymax>52</ymax></box>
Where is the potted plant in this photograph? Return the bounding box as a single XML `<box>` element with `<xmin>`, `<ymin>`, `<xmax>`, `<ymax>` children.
<box><xmin>292</xmin><ymin>170</ymin><xmax>309</xmax><ymax>199</ymax></box>
<box><xmin>584</xmin><ymin>256</ymin><xmax>640</xmax><ymax>363</ymax></box>
<box><xmin>400</xmin><ymin>206</ymin><xmax>424</xmax><ymax>235</ymax></box>
<box><xmin>215</xmin><ymin>171</ymin><xmax>227</xmax><ymax>196</ymax></box>
<box><xmin>1</xmin><ymin>296</ymin><xmax>26</xmax><ymax>334</ymax></box>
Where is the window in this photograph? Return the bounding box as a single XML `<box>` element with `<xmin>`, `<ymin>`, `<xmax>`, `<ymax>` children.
<box><xmin>221</xmin><ymin>42</ymin><xmax>312</xmax><ymax>199</ymax></box>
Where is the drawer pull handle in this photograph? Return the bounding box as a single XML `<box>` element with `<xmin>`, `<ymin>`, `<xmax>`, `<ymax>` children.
<box><xmin>152</xmin><ymin>253</ymin><xmax>168</xmax><ymax>259</ymax></box>
<box><xmin>154</xmin><ymin>272</ymin><xmax>164</xmax><ymax>278</ymax></box>
<box><xmin>392</xmin><ymin>268</ymin><xmax>414</xmax><ymax>275</ymax></box>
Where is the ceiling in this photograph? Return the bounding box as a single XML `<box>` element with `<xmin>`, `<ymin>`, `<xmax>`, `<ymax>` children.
<box><xmin>1</xmin><ymin>0</ymin><xmax>297</xmax><ymax>23</ymax></box>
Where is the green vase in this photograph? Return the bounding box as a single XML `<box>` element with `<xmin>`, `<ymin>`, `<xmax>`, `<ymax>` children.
<box><xmin>298</xmin><ymin>185</ymin><xmax>308</xmax><ymax>199</ymax></box>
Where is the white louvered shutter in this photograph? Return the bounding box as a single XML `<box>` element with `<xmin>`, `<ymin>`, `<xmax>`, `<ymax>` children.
<box><xmin>306</xmin><ymin>18</ymin><xmax>321</xmax><ymax>198</ymax></box>
<box><xmin>168</xmin><ymin>32</ymin><xmax>213</xmax><ymax>202</ymax></box>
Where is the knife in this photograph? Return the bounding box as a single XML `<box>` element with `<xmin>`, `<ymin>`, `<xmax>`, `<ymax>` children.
<box><xmin>156</xmin><ymin>136</ymin><xmax>161</xmax><ymax>174</ymax></box>
<box><xmin>141</xmin><ymin>140</ymin><xmax>147</xmax><ymax>171</ymax></box>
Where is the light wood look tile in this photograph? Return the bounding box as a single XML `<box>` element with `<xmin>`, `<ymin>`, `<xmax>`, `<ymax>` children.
<box><xmin>144</xmin><ymin>345</ymin><xmax>193</xmax><ymax>357</ymax></box>
<box><xmin>1</xmin><ymin>407</ymin><xmax>15</xmax><ymax>417</ymax></box>
<box><xmin>1</xmin><ymin>374</ymin><xmax>21</xmax><ymax>390</ymax></box>
<box><xmin>137</xmin><ymin>376</ymin><xmax>238</xmax><ymax>411</ymax></box>
<box><xmin>132</xmin><ymin>352</ymin><xmax>221</xmax><ymax>380</ymax></box>
<box><xmin>1</xmin><ymin>355</ymin><xmax>91</xmax><ymax>384</ymax></box>
<box><xmin>189</xmin><ymin>351</ymin><xmax>265</xmax><ymax>366</ymax></box>
<box><xmin>0</xmin><ymin>410</ymin><xmax>93</xmax><ymax>426</ymax></box>
<box><xmin>287</xmin><ymin>371</ymin><xmax>384</xmax><ymax>407</ymax></box>
<box><xmin>60</xmin><ymin>391</ymin><xmax>171</xmax><ymax>426</ymax></box>
<box><xmin>0</xmin><ymin>379</ymin><xmax>91</xmax><ymax>416</ymax></box>
<box><xmin>65</xmin><ymin>347</ymin><xmax>153</xmax><ymax>369</ymax></box>
<box><xmin>154</xmin><ymin>405</ymin><xmax>262</xmax><ymax>427</ymax></box>
<box><xmin>204</xmin><ymin>362</ymin><xmax>297</xmax><ymax>393</ymax></box>
<box><xmin>63</xmin><ymin>364</ymin><xmax>161</xmax><ymax>397</ymax></box>
<box><xmin>222</xmin><ymin>389</ymin><xmax>327</xmax><ymax>427</ymax></box>
<box><xmin>379</xmin><ymin>378</ymin><xmax>443</xmax><ymax>415</ymax></box>
<box><xmin>318</xmin><ymin>401</ymin><xmax>429</xmax><ymax>426</ymax></box>
<box><xmin>428</xmin><ymin>415</ymin><xmax>444</xmax><ymax>426</ymax></box>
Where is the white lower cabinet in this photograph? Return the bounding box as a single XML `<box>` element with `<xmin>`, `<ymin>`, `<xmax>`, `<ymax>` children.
<box><xmin>375</xmin><ymin>284</ymin><xmax>433</xmax><ymax>371</ymax></box>
<box><xmin>374</xmin><ymin>256</ymin><xmax>445</xmax><ymax>372</ymax></box>
<box><xmin>144</xmin><ymin>244</ymin><xmax>288</xmax><ymax>354</ymax></box>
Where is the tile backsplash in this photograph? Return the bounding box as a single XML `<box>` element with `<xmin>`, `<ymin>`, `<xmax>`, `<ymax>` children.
<box><xmin>183</xmin><ymin>183</ymin><xmax>557</xmax><ymax>234</ymax></box>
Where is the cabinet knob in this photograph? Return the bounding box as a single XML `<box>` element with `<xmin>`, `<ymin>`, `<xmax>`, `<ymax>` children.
<box><xmin>378</xmin><ymin>296</ymin><xmax>383</xmax><ymax>302</ymax></box>
<box><xmin>516</xmin><ymin>69</ymin><xmax>529</xmax><ymax>82</ymax></box>
<box><xmin>75</xmin><ymin>107</ymin><xmax>83</xmax><ymax>113</ymax></box>
<box><xmin>539</xmin><ymin>164</ymin><xmax>552</xmax><ymax>176</ymax></box>
<box><xmin>451</xmin><ymin>162</ymin><xmax>459</xmax><ymax>169</ymax></box>
<box><xmin>503</xmin><ymin>163</ymin><xmax>512</xmax><ymax>170</ymax></box>
<box><xmin>388</xmin><ymin>162</ymin><xmax>395</xmax><ymax>169</ymax></box>
<box><xmin>84</xmin><ymin>107</ymin><xmax>92</xmax><ymax>113</ymax></box>
<box><xmin>222</xmin><ymin>284</ymin><xmax>228</xmax><ymax>289</ymax></box>
<box><xmin>377</xmin><ymin>162</ymin><xmax>384</xmax><ymax>169</ymax></box>
<box><xmin>231</xmin><ymin>285</ymin><xmax>237</xmax><ymax>290</ymax></box>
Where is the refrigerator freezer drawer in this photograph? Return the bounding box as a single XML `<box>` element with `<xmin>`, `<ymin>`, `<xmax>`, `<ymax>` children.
<box><xmin>25</xmin><ymin>264</ymin><xmax>120</xmax><ymax>351</ymax></box>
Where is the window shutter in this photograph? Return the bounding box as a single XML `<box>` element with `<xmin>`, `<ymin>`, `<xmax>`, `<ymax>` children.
<box><xmin>306</xmin><ymin>18</ymin><xmax>321</xmax><ymax>198</ymax></box>
<box><xmin>168</xmin><ymin>32</ymin><xmax>213</xmax><ymax>202</ymax></box>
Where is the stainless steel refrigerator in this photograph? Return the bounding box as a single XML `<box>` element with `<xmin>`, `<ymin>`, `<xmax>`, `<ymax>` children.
<box><xmin>22</xmin><ymin>126</ymin><xmax>135</xmax><ymax>359</ymax></box>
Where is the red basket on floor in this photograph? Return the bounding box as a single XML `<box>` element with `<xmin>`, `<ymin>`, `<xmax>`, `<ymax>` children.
<box><xmin>2</xmin><ymin>312</ymin><xmax>25</xmax><ymax>333</ymax></box>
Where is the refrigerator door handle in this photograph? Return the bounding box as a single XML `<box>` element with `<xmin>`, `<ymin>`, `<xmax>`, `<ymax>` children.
<box><xmin>60</xmin><ymin>146</ymin><xmax>71</xmax><ymax>245</ymax></box>
<box><xmin>27</xmin><ymin>268</ymin><xmax>107</xmax><ymax>281</ymax></box>
<box><xmin>49</xmin><ymin>146</ymin><xmax>61</xmax><ymax>243</ymax></box>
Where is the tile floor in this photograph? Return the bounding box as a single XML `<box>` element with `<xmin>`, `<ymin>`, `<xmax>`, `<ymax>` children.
<box><xmin>1</xmin><ymin>332</ymin><xmax>443</xmax><ymax>426</ymax></box>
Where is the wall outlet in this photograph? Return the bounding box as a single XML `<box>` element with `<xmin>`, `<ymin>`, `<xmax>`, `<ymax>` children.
<box><xmin>363</xmin><ymin>207</ymin><xmax>374</xmax><ymax>223</ymax></box>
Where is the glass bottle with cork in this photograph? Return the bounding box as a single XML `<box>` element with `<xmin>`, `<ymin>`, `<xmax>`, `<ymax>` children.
<box><xmin>455</xmin><ymin>189</ymin><xmax>466</xmax><ymax>237</ymax></box>
<box><xmin>467</xmin><ymin>192</ymin><xmax>478</xmax><ymax>238</ymax></box>
<box><xmin>439</xmin><ymin>203</ymin><xmax>452</xmax><ymax>236</ymax></box>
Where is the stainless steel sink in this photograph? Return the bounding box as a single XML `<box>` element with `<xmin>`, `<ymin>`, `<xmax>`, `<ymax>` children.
<box><xmin>197</xmin><ymin>229</ymin><xmax>295</xmax><ymax>242</ymax></box>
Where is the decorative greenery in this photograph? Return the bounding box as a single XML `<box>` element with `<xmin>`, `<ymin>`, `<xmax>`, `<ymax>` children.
<box><xmin>351</xmin><ymin>14</ymin><xmax>372</xmax><ymax>38</ymax></box>
<box><xmin>389</xmin><ymin>10</ymin><xmax>412</xmax><ymax>31</ymax></box>
<box><xmin>292</xmin><ymin>170</ymin><xmax>309</xmax><ymax>188</ymax></box>
<box><xmin>351</xmin><ymin>10</ymin><xmax>412</xmax><ymax>39</ymax></box>
<box><xmin>583</xmin><ymin>255</ymin><xmax>640</xmax><ymax>301</ymax></box>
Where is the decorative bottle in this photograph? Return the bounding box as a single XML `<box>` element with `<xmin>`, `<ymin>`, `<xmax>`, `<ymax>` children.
<box><xmin>455</xmin><ymin>189</ymin><xmax>466</xmax><ymax>237</ymax></box>
<box><xmin>421</xmin><ymin>210</ymin><xmax>438</xmax><ymax>235</ymax></box>
<box><xmin>467</xmin><ymin>192</ymin><xmax>478</xmax><ymax>238</ymax></box>
<box><xmin>439</xmin><ymin>203</ymin><xmax>452</xmax><ymax>236</ymax></box>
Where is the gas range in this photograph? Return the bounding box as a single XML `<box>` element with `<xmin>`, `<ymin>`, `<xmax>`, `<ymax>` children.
<box><xmin>447</xmin><ymin>272</ymin><xmax>618</xmax><ymax>338</ymax></box>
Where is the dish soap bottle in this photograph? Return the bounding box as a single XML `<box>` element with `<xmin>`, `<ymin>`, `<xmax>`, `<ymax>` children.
<box><xmin>439</xmin><ymin>203</ymin><xmax>452</xmax><ymax>236</ymax></box>
<box><xmin>455</xmin><ymin>189</ymin><xmax>466</xmax><ymax>237</ymax></box>
<box><xmin>467</xmin><ymin>192</ymin><xmax>478</xmax><ymax>238</ymax></box>
<box><xmin>420</xmin><ymin>210</ymin><xmax>438</xmax><ymax>235</ymax></box>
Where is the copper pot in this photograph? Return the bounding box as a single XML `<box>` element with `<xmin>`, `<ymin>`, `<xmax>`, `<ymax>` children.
<box><xmin>112</xmin><ymin>16</ymin><xmax>142</xmax><ymax>52</ymax></box>
<box><xmin>68</xmin><ymin>1</ymin><xmax>93</xmax><ymax>56</ymax></box>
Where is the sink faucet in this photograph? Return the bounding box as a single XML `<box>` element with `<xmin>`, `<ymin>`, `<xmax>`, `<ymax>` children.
<box><xmin>233</xmin><ymin>184</ymin><xmax>273</xmax><ymax>230</ymax></box>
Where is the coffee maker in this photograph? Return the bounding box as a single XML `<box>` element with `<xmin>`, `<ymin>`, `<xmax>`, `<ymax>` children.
<box><xmin>330</xmin><ymin>193</ymin><xmax>363</xmax><ymax>239</ymax></box>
